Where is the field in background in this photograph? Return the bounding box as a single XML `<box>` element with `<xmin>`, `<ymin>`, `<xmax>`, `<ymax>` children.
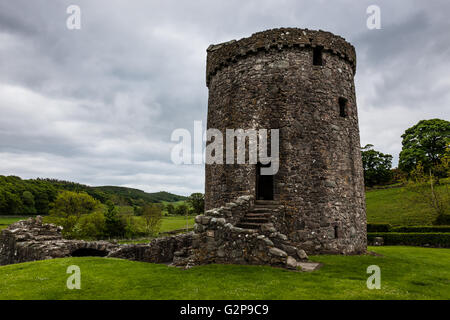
<box><xmin>0</xmin><ymin>217</ymin><xmax>29</xmax><ymax>231</ymax></box>
<box><xmin>366</xmin><ymin>181</ymin><xmax>448</xmax><ymax>226</ymax></box>
<box><xmin>0</xmin><ymin>246</ymin><xmax>448</xmax><ymax>299</ymax></box>
<box><xmin>0</xmin><ymin>215</ymin><xmax>195</xmax><ymax>234</ymax></box>
<box><xmin>2</xmin><ymin>181</ymin><xmax>448</xmax><ymax>232</ymax></box>
<box><xmin>160</xmin><ymin>215</ymin><xmax>194</xmax><ymax>232</ymax></box>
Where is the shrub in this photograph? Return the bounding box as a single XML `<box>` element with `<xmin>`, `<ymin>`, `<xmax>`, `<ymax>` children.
<box><xmin>367</xmin><ymin>223</ymin><xmax>392</xmax><ymax>232</ymax></box>
<box><xmin>368</xmin><ymin>232</ymin><xmax>450</xmax><ymax>247</ymax></box>
<box><xmin>141</xmin><ymin>204</ymin><xmax>162</xmax><ymax>236</ymax></box>
<box><xmin>435</xmin><ymin>213</ymin><xmax>450</xmax><ymax>225</ymax></box>
<box><xmin>71</xmin><ymin>211</ymin><xmax>106</xmax><ymax>240</ymax></box>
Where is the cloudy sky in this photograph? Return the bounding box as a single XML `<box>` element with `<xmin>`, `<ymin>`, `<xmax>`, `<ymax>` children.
<box><xmin>0</xmin><ymin>0</ymin><xmax>449</xmax><ymax>195</ymax></box>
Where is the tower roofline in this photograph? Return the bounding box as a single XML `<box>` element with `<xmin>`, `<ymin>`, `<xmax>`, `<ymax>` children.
<box><xmin>206</xmin><ymin>28</ymin><xmax>356</xmax><ymax>87</ymax></box>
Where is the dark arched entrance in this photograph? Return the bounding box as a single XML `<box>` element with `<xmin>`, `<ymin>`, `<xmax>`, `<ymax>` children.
<box><xmin>256</xmin><ymin>162</ymin><xmax>274</xmax><ymax>200</ymax></box>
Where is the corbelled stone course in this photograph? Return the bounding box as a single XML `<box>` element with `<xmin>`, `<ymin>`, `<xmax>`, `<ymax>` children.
<box><xmin>206</xmin><ymin>28</ymin><xmax>356</xmax><ymax>86</ymax></box>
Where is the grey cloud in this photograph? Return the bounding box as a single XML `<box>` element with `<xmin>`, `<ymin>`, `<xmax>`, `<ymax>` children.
<box><xmin>0</xmin><ymin>0</ymin><xmax>449</xmax><ymax>195</ymax></box>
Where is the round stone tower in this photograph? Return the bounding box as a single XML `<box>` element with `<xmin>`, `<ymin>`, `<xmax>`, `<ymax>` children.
<box><xmin>205</xmin><ymin>28</ymin><xmax>366</xmax><ymax>254</ymax></box>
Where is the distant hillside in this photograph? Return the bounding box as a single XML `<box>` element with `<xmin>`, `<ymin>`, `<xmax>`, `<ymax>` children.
<box><xmin>0</xmin><ymin>175</ymin><xmax>187</xmax><ymax>216</ymax></box>
<box><xmin>92</xmin><ymin>186</ymin><xmax>186</xmax><ymax>204</ymax></box>
<box><xmin>44</xmin><ymin>179</ymin><xmax>187</xmax><ymax>205</ymax></box>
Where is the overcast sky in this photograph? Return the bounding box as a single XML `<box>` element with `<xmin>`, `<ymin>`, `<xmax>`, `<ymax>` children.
<box><xmin>0</xmin><ymin>0</ymin><xmax>449</xmax><ymax>195</ymax></box>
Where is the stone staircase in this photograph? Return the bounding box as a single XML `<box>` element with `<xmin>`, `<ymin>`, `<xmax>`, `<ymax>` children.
<box><xmin>235</xmin><ymin>200</ymin><xmax>280</xmax><ymax>230</ymax></box>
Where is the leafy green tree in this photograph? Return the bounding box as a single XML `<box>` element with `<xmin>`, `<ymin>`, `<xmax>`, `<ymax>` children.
<box><xmin>186</xmin><ymin>193</ymin><xmax>205</xmax><ymax>214</ymax></box>
<box><xmin>166</xmin><ymin>203</ymin><xmax>175</xmax><ymax>215</ymax></box>
<box><xmin>0</xmin><ymin>175</ymin><xmax>57</xmax><ymax>215</ymax></box>
<box><xmin>361</xmin><ymin>144</ymin><xmax>393</xmax><ymax>187</ymax></box>
<box><xmin>141</xmin><ymin>203</ymin><xmax>162</xmax><ymax>235</ymax></box>
<box><xmin>72</xmin><ymin>211</ymin><xmax>106</xmax><ymax>240</ymax></box>
<box><xmin>404</xmin><ymin>162</ymin><xmax>449</xmax><ymax>225</ymax></box>
<box><xmin>47</xmin><ymin>191</ymin><xmax>101</xmax><ymax>235</ymax></box>
<box><xmin>4</xmin><ymin>191</ymin><xmax>23</xmax><ymax>215</ymax></box>
<box><xmin>22</xmin><ymin>191</ymin><xmax>36</xmax><ymax>214</ymax></box>
<box><xmin>174</xmin><ymin>203</ymin><xmax>189</xmax><ymax>216</ymax></box>
<box><xmin>399</xmin><ymin>119</ymin><xmax>450</xmax><ymax>175</ymax></box>
<box><xmin>104</xmin><ymin>201</ymin><xmax>126</xmax><ymax>238</ymax></box>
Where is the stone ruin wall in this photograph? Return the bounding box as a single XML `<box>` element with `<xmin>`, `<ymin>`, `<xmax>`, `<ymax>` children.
<box><xmin>205</xmin><ymin>28</ymin><xmax>366</xmax><ymax>254</ymax></box>
<box><xmin>0</xmin><ymin>209</ymin><xmax>314</xmax><ymax>271</ymax></box>
<box><xmin>190</xmin><ymin>195</ymin><xmax>309</xmax><ymax>269</ymax></box>
<box><xmin>0</xmin><ymin>217</ymin><xmax>193</xmax><ymax>267</ymax></box>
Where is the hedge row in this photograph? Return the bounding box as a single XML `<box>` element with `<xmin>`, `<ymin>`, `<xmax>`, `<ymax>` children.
<box><xmin>367</xmin><ymin>224</ymin><xmax>450</xmax><ymax>233</ymax></box>
<box><xmin>392</xmin><ymin>226</ymin><xmax>450</xmax><ymax>233</ymax></box>
<box><xmin>368</xmin><ymin>232</ymin><xmax>450</xmax><ymax>247</ymax></box>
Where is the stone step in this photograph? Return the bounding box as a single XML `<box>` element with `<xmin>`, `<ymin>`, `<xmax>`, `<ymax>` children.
<box><xmin>245</xmin><ymin>213</ymin><xmax>271</xmax><ymax>218</ymax></box>
<box><xmin>255</xmin><ymin>200</ymin><xmax>280</xmax><ymax>205</ymax></box>
<box><xmin>249</xmin><ymin>207</ymin><xmax>274</xmax><ymax>213</ymax></box>
<box><xmin>253</xmin><ymin>205</ymin><xmax>280</xmax><ymax>210</ymax></box>
<box><xmin>235</xmin><ymin>222</ymin><xmax>263</xmax><ymax>229</ymax></box>
<box><xmin>240</xmin><ymin>217</ymin><xmax>269</xmax><ymax>223</ymax></box>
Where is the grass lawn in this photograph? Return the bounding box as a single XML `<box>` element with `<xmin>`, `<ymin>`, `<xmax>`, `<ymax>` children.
<box><xmin>160</xmin><ymin>215</ymin><xmax>194</xmax><ymax>232</ymax></box>
<box><xmin>366</xmin><ymin>182</ymin><xmax>448</xmax><ymax>226</ymax></box>
<box><xmin>0</xmin><ymin>216</ymin><xmax>30</xmax><ymax>231</ymax></box>
<box><xmin>0</xmin><ymin>246</ymin><xmax>448</xmax><ymax>300</ymax></box>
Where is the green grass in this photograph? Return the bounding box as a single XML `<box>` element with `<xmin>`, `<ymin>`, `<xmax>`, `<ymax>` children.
<box><xmin>116</xmin><ymin>216</ymin><xmax>195</xmax><ymax>244</ymax></box>
<box><xmin>366</xmin><ymin>182</ymin><xmax>448</xmax><ymax>226</ymax></box>
<box><xmin>0</xmin><ymin>215</ymin><xmax>194</xmax><ymax>233</ymax></box>
<box><xmin>160</xmin><ymin>215</ymin><xmax>194</xmax><ymax>232</ymax></box>
<box><xmin>0</xmin><ymin>216</ymin><xmax>29</xmax><ymax>231</ymax></box>
<box><xmin>0</xmin><ymin>246</ymin><xmax>448</xmax><ymax>300</ymax></box>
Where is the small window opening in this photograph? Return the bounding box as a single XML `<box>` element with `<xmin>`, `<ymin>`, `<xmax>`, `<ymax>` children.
<box><xmin>334</xmin><ymin>226</ymin><xmax>339</xmax><ymax>239</ymax></box>
<box><xmin>313</xmin><ymin>46</ymin><xmax>323</xmax><ymax>66</ymax></box>
<box><xmin>339</xmin><ymin>97</ymin><xmax>347</xmax><ymax>117</ymax></box>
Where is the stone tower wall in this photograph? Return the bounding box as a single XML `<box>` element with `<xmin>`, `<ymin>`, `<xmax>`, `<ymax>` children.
<box><xmin>205</xmin><ymin>28</ymin><xmax>366</xmax><ymax>254</ymax></box>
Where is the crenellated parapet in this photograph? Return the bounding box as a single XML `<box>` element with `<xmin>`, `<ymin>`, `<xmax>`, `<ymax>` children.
<box><xmin>206</xmin><ymin>27</ymin><xmax>356</xmax><ymax>86</ymax></box>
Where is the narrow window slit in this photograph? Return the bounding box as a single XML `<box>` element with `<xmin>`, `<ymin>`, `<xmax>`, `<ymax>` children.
<box><xmin>339</xmin><ymin>97</ymin><xmax>348</xmax><ymax>117</ymax></box>
<box><xmin>334</xmin><ymin>226</ymin><xmax>339</xmax><ymax>239</ymax></box>
<box><xmin>313</xmin><ymin>46</ymin><xmax>323</xmax><ymax>66</ymax></box>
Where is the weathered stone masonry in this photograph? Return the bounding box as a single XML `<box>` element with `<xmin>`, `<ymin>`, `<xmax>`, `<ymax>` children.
<box><xmin>205</xmin><ymin>28</ymin><xmax>367</xmax><ymax>255</ymax></box>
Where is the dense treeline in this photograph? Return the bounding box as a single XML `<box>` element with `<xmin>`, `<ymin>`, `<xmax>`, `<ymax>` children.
<box><xmin>0</xmin><ymin>176</ymin><xmax>186</xmax><ymax>216</ymax></box>
<box><xmin>0</xmin><ymin>176</ymin><xmax>57</xmax><ymax>215</ymax></box>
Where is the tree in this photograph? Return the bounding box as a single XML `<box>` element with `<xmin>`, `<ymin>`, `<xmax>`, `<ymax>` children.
<box><xmin>174</xmin><ymin>203</ymin><xmax>189</xmax><ymax>216</ymax></box>
<box><xmin>361</xmin><ymin>144</ymin><xmax>393</xmax><ymax>187</ymax></box>
<box><xmin>186</xmin><ymin>193</ymin><xmax>205</xmax><ymax>214</ymax></box>
<box><xmin>166</xmin><ymin>203</ymin><xmax>175</xmax><ymax>215</ymax></box>
<box><xmin>22</xmin><ymin>191</ymin><xmax>36</xmax><ymax>215</ymax></box>
<box><xmin>104</xmin><ymin>201</ymin><xmax>126</xmax><ymax>238</ymax></box>
<box><xmin>141</xmin><ymin>203</ymin><xmax>162</xmax><ymax>235</ymax></box>
<box><xmin>404</xmin><ymin>162</ymin><xmax>449</xmax><ymax>225</ymax></box>
<box><xmin>48</xmin><ymin>191</ymin><xmax>101</xmax><ymax>235</ymax></box>
<box><xmin>399</xmin><ymin>119</ymin><xmax>450</xmax><ymax>175</ymax></box>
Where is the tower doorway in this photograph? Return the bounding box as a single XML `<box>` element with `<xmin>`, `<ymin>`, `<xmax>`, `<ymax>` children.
<box><xmin>256</xmin><ymin>162</ymin><xmax>274</xmax><ymax>200</ymax></box>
